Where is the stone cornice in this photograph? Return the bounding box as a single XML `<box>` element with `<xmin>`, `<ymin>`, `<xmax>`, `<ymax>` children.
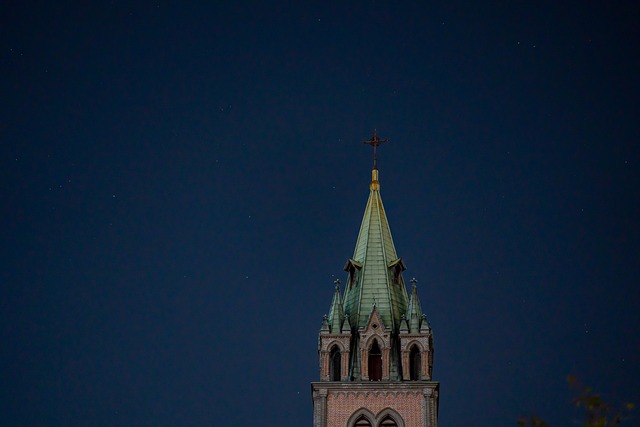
<box><xmin>311</xmin><ymin>381</ymin><xmax>439</xmax><ymax>392</ymax></box>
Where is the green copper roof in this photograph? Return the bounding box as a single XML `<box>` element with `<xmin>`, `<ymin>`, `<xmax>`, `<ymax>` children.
<box><xmin>343</xmin><ymin>169</ymin><xmax>409</xmax><ymax>330</ymax></box>
<box><xmin>327</xmin><ymin>282</ymin><xmax>344</xmax><ymax>333</ymax></box>
<box><xmin>407</xmin><ymin>282</ymin><xmax>423</xmax><ymax>333</ymax></box>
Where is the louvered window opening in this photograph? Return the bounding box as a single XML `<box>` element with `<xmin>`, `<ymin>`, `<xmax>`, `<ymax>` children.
<box><xmin>368</xmin><ymin>340</ymin><xmax>382</xmax><ymax>381</ymax></box>
<box><xmin>410</xmin><ymin>345</ymin><xmax>421</xmax><ymax>380</ymax></box>
<box><xmin>330</xmin><ymin>346</ymin><xmax>341</xmax><ymax>381</ymax></box>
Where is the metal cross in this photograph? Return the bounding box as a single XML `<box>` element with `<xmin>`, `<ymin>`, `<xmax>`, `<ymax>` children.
<box><xmin>410</xmin><ymin>277</ymin><xmax>418</xmax><ymax>286</ymax></box>
<box><xmin>363</xmin><ymin>130</ymin><xmax>388</xmax><ymax>170</ymax></box>
<box><xmin>334</xmin><ymin>278</ymin><xmax>341</xmax><ymax>290</ymax></box>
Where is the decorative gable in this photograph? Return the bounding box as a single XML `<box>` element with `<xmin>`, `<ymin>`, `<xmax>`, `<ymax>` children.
<box><xmin>362</xmin><ymin>304</ymin><xmax>386</xmax><ymax>334</ymax></box>
<box><xmin>358</xmin><ymin>305</ymin><xmax>393</xmax><ymax>381</ymax></box>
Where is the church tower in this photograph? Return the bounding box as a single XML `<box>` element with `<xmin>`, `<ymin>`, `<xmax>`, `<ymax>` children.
<box><xmin>312</xmin><ymin>132</ymin><xmax>439</xmax><ymax>427</ymax></box>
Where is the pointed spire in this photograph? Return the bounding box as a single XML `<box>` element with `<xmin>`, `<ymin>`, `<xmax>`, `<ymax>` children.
<box><xmin>420</xmin><ymin>313</ymin><xmax>431</xmax><ymax>333</ymax></box>
<box><xmin>320</xmin><ymin>314</ymin><xmax>330</xmax><ymax>333</ymax></box>
<box><xmin>342</xmin><ymin>132</ymin><xmax>409</xmax><ymax>331</ymax></box>
<box><xmin>328</xmin><ymin>279</ymin><xmax>344</xmax><ymax>333</ymax></box>
<box><xmin>408</xmin><ymin>278</ymin><xmax>424</xmax><ymax>333</ymax></box>
<box><xmin>342</xmin><ymin>313</ymin><xmax>352</xmax><ymax>332</ymax></box>
<box><xmin>400</xmin><ymin>313</ymin><xmax>410</xmax><ymax>333</ymax></box>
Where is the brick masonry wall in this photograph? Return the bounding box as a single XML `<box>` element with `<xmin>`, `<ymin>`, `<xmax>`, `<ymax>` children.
<box><xmin>326</xmin><ymin>390</ymin><xmax>424</xmax><ymax>427</ymax></box>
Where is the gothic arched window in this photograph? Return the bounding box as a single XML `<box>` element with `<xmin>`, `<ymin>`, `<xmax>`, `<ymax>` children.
<box><xmin>354</xmin><ymin>415</ymin><xmax>373</xmax><ymax>427</ymax></box>
<box><xmin>410</xmin><ymin>345</ymin><xmax>421</xmax><ymax>380</ymax></box>
<box><xmin>329</xmin><ymin>345</ymin><xmax>341</xmax><ymax>381</ymax></box>
<box><xmin>368</xmin><ymin>340</ymin><xmax>382</xmax><ymax>381</ymax></box>
<box><xmin>380</xmin><ymin>415</ymin><xmax>399</xmax><ymax>427</ymax></box>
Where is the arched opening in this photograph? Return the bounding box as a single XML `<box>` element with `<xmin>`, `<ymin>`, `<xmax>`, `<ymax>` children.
<box><xmin>380</xmin><ymin>415</ymin><xmax>399</xmax><ymax>427</ymax></box>
<box><xmin>409</xmin><ymin>345</ymin><xmax>421</xmax><ymax>380</ymax></box>
<box><xmin>368</xmin><ymin>340</ymin><xmax>382</xmax><ymax>381</ymax></box>
<box><xmin>354</xmin><ymin>415</ymin><xmax>372</xmax><ymax>427</ymax></box>
<box><xmin>329</xmin><ymin>345</ymin><xmax>341</xmax><ymax>381</ymax></box>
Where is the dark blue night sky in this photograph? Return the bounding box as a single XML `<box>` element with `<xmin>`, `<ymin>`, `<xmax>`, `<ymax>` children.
<box><xmin>2</xmin><ymin>2</ymin><xmax>639</xmax><ymax>426</ymax></box>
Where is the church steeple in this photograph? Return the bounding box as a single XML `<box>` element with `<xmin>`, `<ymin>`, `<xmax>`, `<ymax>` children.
<box><xmin>312</xmin><ymin>132</ymin><xmax>439</xmax><ymax>427</ymax></box>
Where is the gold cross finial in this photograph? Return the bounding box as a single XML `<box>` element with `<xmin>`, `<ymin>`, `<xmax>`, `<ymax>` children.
<box><xmin>363</xmin><ymin>130</ymin><xmax>388</xmax><ymax>170</ymax></box>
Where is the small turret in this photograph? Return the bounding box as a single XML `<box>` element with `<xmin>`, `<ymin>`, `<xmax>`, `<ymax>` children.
<box><xmin>318</xmin><ymin>280</ymin><xmax>352</xmax><ymax>382</ymax></box>
<box><xmin>320</xmin><ymin>314</ymin><xmax>330</xmax><ymax>333</ymax></box>
<box><xmin>408</xmin><ymin>278</ymin><xmax>424</xmax><ymax>333</ymax></box>
<box><xmin>399</xmin><ymin>278</ymin><xmax>434</xmax><ymax>381</ymax></box>
<box><xmin>328</xmin><ymin>280</ymin><xmax>345</xmax><ymax>333</ymax></box>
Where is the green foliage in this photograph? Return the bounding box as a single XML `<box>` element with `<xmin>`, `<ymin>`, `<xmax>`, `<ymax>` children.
<box><xmin>517</xmin><ymin>376</ymin><xmax>635</xmax><ymax>427</ymax></box>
